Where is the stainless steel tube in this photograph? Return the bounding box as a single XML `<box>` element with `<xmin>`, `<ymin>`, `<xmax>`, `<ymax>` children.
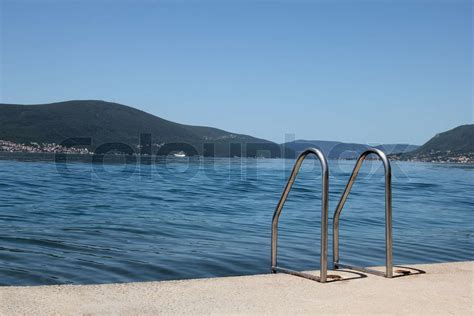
<box><xmin>271</xmin><ymin>148</ymin><xmax>329</xmax><ymax>283</ymax></box>
<box><xmin>332</xmin><ymin>148</ymin><xmax>393</xmax><ymax>278</ymax></box>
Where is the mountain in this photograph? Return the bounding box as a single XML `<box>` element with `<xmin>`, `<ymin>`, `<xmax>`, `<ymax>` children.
<box><xmin>0</xmin><ymin>100</ymin><xmax>293</xmax><ymax>158</ymax></box>
<box><xmin>395</xmin><ymin>124</ymin><xmax>474</xmax><ymax>163</ymax></box>
<box><xmin>411</xmin><ymin>124</ymin><xmax>474</xmax><ymax>155</ymax></box>
<box><xmin>2</xmin><ymin>100</ymin><xmax>468</xmax><ymax>162</ymax></box>
<box><xmin>282</xmin><ymin>140</ymin><xmax>418</xmax><ymax>159</ymax></box>
<box><xmin>376</xmin><ymin>144</ymin><xmax>420</xmax><ymax>154</ymax></box>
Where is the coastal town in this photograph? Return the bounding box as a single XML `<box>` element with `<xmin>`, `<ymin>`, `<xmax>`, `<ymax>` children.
<box><xmin>1</xmin><ymin>139</ymin><xmax>473</xmax><ymax>164</ymax></box>
<box><xmin>0</xmin><ymin>140</ymin><xmax>91</xmax><ymax>155</ymax></box>
<box><xmin>389</xmin><ymin>150</ymin><xmax>474</xmax><ymax>164</ymax></box>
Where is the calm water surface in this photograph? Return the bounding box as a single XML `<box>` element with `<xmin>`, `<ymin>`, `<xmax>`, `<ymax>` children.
<box><xmin>0</xmin><ymin>157</ymin><xmax>472</xmax><ymax>285</ymax></box>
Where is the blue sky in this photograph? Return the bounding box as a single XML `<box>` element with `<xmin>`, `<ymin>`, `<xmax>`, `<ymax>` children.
<box><xmin>0</xmin><ymin>0</ymin><xmax>472</xmax><ymax>145</ymax></box>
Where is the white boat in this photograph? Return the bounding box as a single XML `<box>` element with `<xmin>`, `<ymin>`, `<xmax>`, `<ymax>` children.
<box><xmin>173</xmin><ymin>151</ymin><xmax>186</xmax><ymax>158</ymax></box>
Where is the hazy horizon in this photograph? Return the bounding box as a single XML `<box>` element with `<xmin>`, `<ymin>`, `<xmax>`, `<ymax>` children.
<box><xmin>1</xmin><ymin>1</ymin><xmax>472</xmax><ymax>145</ymax></box>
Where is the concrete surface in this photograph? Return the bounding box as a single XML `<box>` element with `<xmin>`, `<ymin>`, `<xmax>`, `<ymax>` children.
<box><xmin>0</xmin><ymin>261</ymin><xmax>472</xmax><ymax>315</ymax></box>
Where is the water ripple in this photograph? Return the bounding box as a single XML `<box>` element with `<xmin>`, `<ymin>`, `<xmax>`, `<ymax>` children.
<box><xmin>0</xmin><ymin>158</ymin><xmax>472</xmax><ymax>285</ymax></box>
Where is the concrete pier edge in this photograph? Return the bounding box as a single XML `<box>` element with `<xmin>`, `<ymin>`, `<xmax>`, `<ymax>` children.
<box><xmin>1</xmin><ymin>261</ymin><xmax>473</xmax><ymax>315</ymax></box>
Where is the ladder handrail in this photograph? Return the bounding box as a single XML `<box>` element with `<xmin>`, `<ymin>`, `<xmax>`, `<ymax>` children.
<box><xmin>332</xmin><ymin>148</ymin><xmax>393</xmax><ymax>278</ymax></box>
<box><xmin>271</xmin><ymin>148</ymin><xmax>329</xmax><ymax>283</ymax></box>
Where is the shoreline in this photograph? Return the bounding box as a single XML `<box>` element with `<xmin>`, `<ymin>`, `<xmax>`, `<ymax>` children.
<box><xmin>1</xmin><ymin>151</ymin><xmax>473</xmax><ymax>165</ymax></box>
<box><xmin>1</xmin><ymin>261</ymin><xmax>472</xmax><ymax>315</ymax></box>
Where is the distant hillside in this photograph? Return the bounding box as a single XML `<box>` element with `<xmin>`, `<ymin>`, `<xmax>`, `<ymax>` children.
<box><xmin>377</xmin><ymin>144</ymin><xmax>420</xmax><ymax>154</ymax></box>
<box><xmin>411</xmin><ymin>124</ymin><xmax>474</xmax><ymax>155</ymax></box>
<box><xmin>0</xmin><ymin>100</ymin><xmax>293</xmax><ymax>158</ymax></box>
<box><xmin>394</xmin><ymin>125</ymin><xmax>474</xmax><ymax>163</ymax></box>
<box><xmin>283</xmin><ymin>140</ymin><xmax>418</xmax><ymax>159</ymax></box>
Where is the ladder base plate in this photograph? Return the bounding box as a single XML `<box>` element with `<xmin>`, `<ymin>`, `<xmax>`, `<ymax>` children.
<box><xmin>272</xmin><ymin>266</ymin><xmax>322</xmax><ymax>282</ymax></box>
<box><xmin>335</xmin><ymin>262</ymin><xmax>388</xmax><ymax>277</ymax></box>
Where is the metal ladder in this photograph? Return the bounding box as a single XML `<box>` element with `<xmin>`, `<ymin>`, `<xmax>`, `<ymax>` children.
<box><xmin>271</xmin><ymin>148</ymin><xmax>329</xmax><ymax>283</ymax></box>
<box><xmin>333</xmin><ymin>148</ymin><xmax>393</xmax><ymax>278</ymax></box>
<box><xmin>271</xmin><ymin>147</ymin><xmax>393</xmax><ymax>282</ymax></box>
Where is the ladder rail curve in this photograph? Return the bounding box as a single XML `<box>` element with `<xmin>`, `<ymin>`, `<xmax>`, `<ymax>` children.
<box><xmin>332</xmin><ymin>148</ymin><xmax>393</xmax><ymax>278</ymax></box>
<box><xmin>271</xmin><ymin>147</ymin><xmax>329</xmax><ymax>283</ymax></box>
